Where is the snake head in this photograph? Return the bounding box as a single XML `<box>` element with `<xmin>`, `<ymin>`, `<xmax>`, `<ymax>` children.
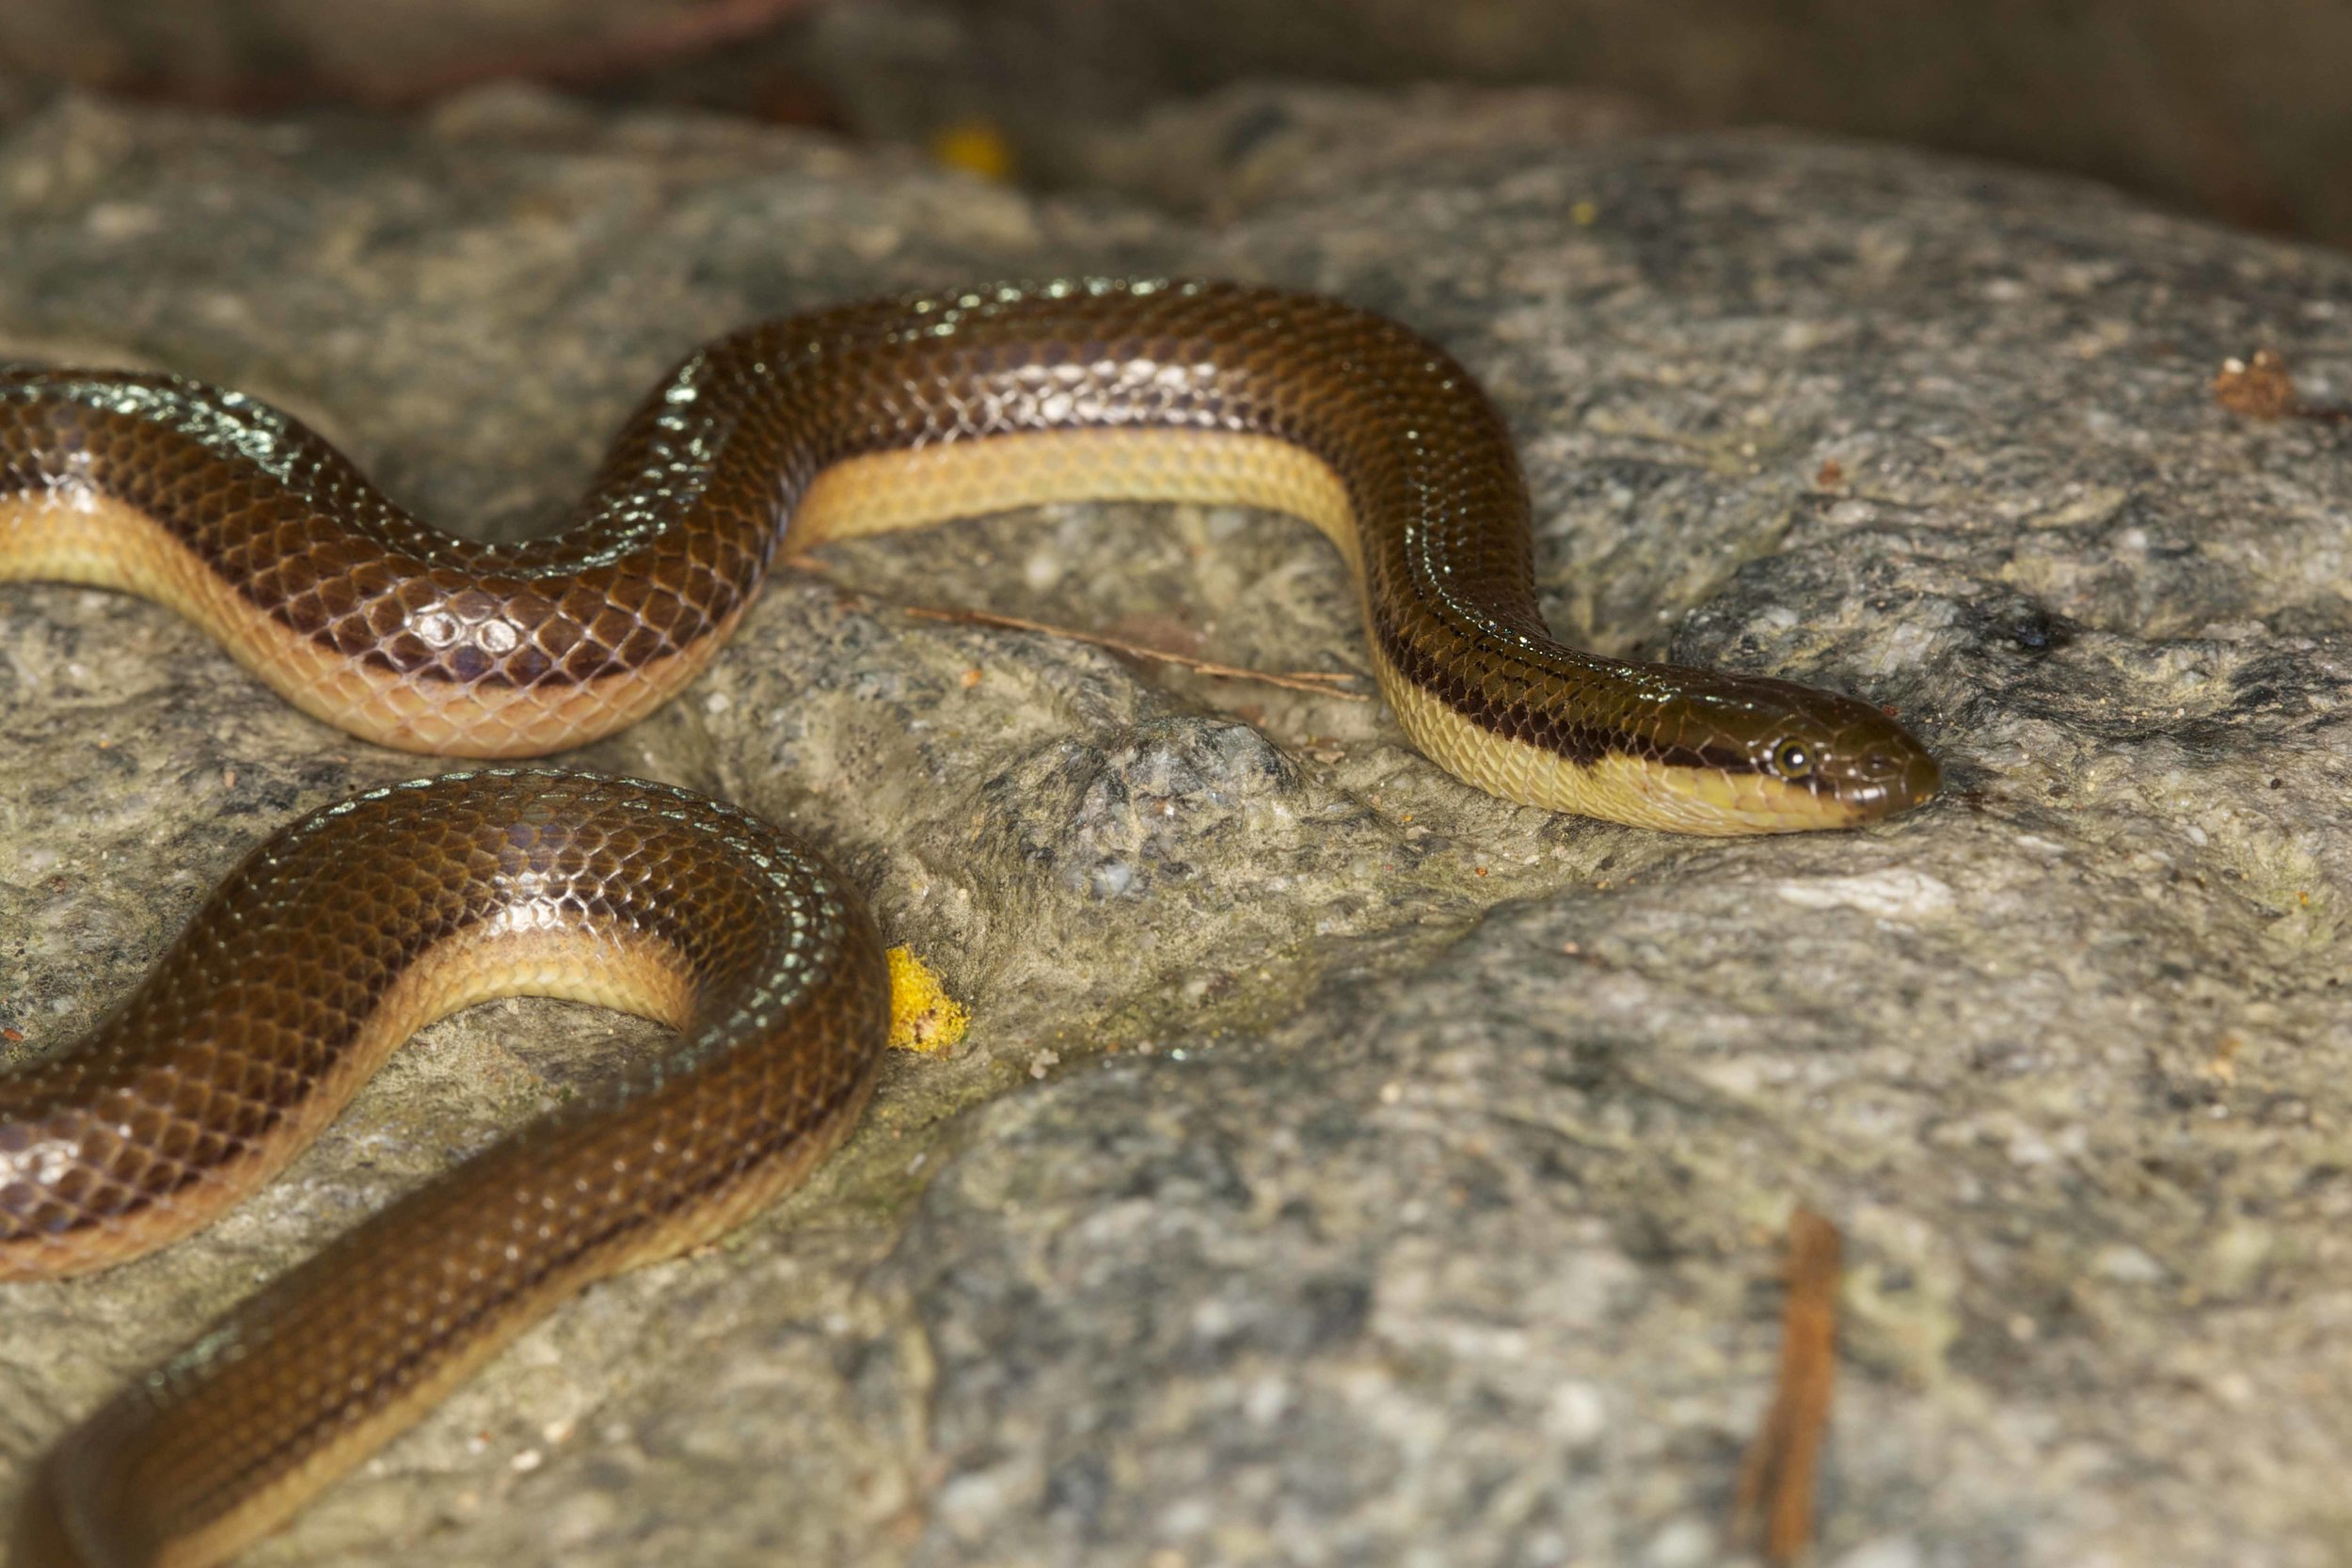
<box><xmin>1599</xmin><ymin>669</ymin><xmax>1941</xmax><ymax>835</ymax></box>
<box><xmin>1732</xmin><ymin>675</ymin><xmax>1941</xmax><ymax>829</ymax></box>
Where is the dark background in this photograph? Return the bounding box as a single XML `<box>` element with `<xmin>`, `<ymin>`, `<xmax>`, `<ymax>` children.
<box><xmin>1</xmin><ymin>0</ymin><xmax>2344</xmax><ymax>248</ymax></box>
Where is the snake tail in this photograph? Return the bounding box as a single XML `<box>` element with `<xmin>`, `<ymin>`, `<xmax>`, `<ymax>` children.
<box><xmin>4</xmin><ymin>769</ymin><xmax>890</xmax><ymax>1568</ymax></box>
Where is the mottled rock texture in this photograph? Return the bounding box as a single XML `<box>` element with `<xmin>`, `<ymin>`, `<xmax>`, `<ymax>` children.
<box><xmin>2</xmin><ymin>85</ymin><xmax>2349</xmax><ymax>1568</ymax></box>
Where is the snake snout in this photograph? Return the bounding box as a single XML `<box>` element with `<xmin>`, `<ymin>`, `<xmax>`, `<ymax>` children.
<box><xmin>1896</xmin><ymin>747</ymin><xmax>1943</xmax><ymax>813</ymax></box>
<box><xmin>1789</xmin><ymin>690</ymin><xmax>1941</xmax><ymax>821</ymax></box>
<box><xmin>1835</xmin><ymin>736</ymin><xmax>1941</xmax><ymax>818</ymax></box>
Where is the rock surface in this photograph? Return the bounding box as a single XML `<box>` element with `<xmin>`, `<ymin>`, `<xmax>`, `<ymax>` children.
<box><xmin>1</xmin><ymin>85</ymin><xmax>2349</xmax><ymax>1567</ymax></box>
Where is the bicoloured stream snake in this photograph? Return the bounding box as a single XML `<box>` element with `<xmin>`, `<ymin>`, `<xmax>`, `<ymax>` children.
<box><xmin>0</xmin><ymin>280</ymin><xmax>1937</xmax><ymax>1565</ymax></box>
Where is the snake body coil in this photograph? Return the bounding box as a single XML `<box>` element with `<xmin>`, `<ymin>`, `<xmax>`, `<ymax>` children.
<box><xmin>7</xmin><ymin>770</ymin><xmax>888</xmax><ymax>1567</ymax></box>
<box><xmin>0</xmin><ymin>279</ymin><xmax>1935</xmax><ymax>832</ymax></box>
<box><xmin>1</xmin><ymin>282</ymin><xmax>1938</xmax><ymax>1566</ymax></box>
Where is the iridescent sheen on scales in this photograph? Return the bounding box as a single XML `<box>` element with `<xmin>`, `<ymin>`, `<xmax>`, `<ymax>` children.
<box><xmin>0</xmin><ymin>278</ymin><xmax>1938</xmax><ymax>832</ymax></box>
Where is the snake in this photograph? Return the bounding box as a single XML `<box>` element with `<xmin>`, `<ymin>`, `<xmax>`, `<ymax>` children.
<box><xmin>0</xmin><ymin>280</ymin><xmax>1939</xmax><ymax>1566</ymax></box>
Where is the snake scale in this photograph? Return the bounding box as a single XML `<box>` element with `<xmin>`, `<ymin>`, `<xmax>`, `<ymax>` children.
<box><xmin>0</xmin><ymin>280</ymin><xmax>1938</xmax><ymax>1566</ymax></box>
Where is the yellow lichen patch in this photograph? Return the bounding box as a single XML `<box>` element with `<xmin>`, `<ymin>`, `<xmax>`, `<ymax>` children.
<box><xmin>885</xmin><ymin>946</ymin><xmax>969</xmax><ymax>1055</ymax></box>
<box><xmin>930</xmin><ymin>119</ymin><xmax>1015</xmax><ymax>182</ymax></box>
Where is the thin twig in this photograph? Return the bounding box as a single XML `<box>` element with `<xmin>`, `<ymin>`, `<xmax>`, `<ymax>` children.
<box><xmin>786</xmin><ymin>555</ymin><xmax>1368</xmax><ymax>700</ymax></box>
<box><xmin>1732</xmin><ymin>1208</ymin><xmax>1842</xmax><ymax>1565</ymax></box>
<box><xmin>900</xmin><ymin>605</ymin><xmax>1366</xmax><ymax>697</ymax></box>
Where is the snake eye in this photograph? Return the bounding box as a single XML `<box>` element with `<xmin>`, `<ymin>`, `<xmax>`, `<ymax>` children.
<box><xmin>1769</xmin><ymin>738</ymin><xmax>1814</xmax><ymax>779</ymax></box>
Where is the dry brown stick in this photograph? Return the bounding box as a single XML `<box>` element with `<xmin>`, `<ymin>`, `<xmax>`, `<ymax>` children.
<box><xmin>784</xmin><ymin>555</ymin><xmax>1369</xmax><ymax>700</ymax></box>
<box><xmin>1732</xmin><ymin>1207</ymin><xmax>1843</xmax><ymax>1565</ymax></box>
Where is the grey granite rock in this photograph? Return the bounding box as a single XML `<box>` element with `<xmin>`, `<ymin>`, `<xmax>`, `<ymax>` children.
<box><xmin>2</xmin><ymin>85</ymin><xmax>2350</xmax><ymax>1567</ymax></box>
